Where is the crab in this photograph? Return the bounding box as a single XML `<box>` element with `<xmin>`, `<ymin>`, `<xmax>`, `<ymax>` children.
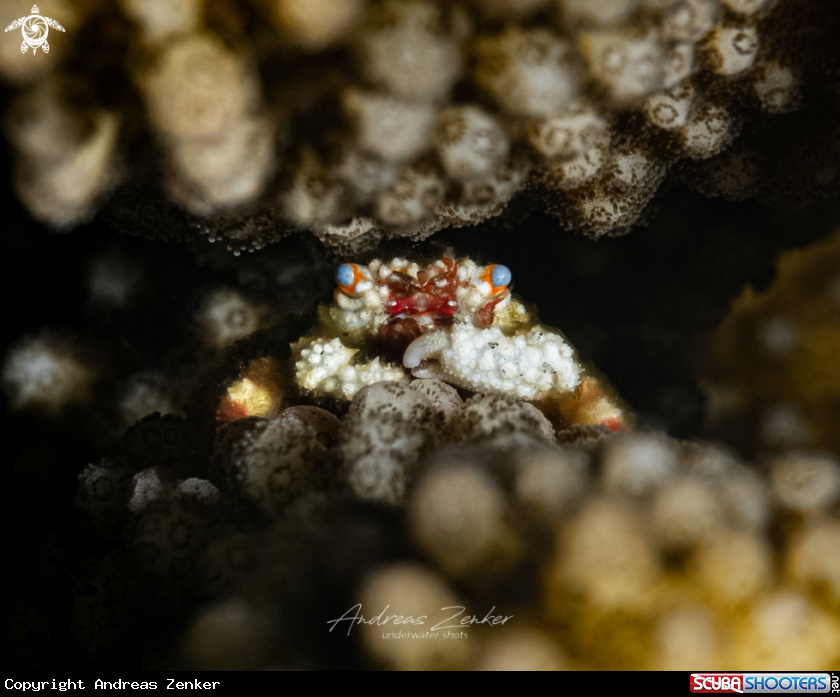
<box><xmin>290</xmin><ymin>253</ymin><xmax>630</xmax><ymax>432</ymax></box>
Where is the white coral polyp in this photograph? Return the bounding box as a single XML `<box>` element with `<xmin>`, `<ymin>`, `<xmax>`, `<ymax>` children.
<box><xmin>3</xmin><ymin>336</ymin><xmax>93</xmax><ymax>413</ymax></box>
<box><xmin>295</xmin><ymin>337</ymin><xmax>407</xmax><ymax>399</ymax></box>
<box><xmin>662</xmin><ymin>0</ymin><xmax>718</xmax><ymax>43</ymax></box>
<box><xmin>544</xmin><ymin>147</ymin><xmax>606</xmax><ymax>190</ymax></box>
<box><xmin>355</xmin><ymin>0</ymin><xmax>462</xmax><ymax>103</ymax></box>
<box><xmin>662</xmin><ymin>42</ymin><xmax>696</xmax><ymax>88</ymax></box>
<box><xmin>121</xmin><ymin>0</ymin><xmax>201</xmax><ymax>44</ymax></box>
<box><xmin>435</xmin><ymin>106</ymin><xmax>510</xmax><ymax>182</ymax></box>
<box><xmin>530</xmin><ymin>105</ymin><xmax>609</xmax><ymax>160</ymax></box>
<box><xmin>404</xmin><ymin>324</ymin><xmax>581</xmax><ymax>400</ymax></box>
<box><xmin>680</xmin><ymin>106</ymin><xmax>735</xmax><ymax>160</ymax></box>
<box><xmin>376</xmin><ymin>164</ymin><xmax>445</xmax><ymax>226</ymax></box>
<box><xmin>560</xmin><ymin>0</ymin><xmax>637</xmax><ymax>28</ymax></box>
<box><xmin>754</xmin><ymin>63</ymin><xmax>798</xmax><ymax>113</ymax></box>
<box><xmin>344</xmin><ymin>89</ymin><xmax>436</xmax><ymax>164</ymax></box>
<box><xmin>645</xmin><ymin>83</ymin><xmax>696</xmax><ymax>131</ymax></box>
<box><xmin>475</xmin><ymin>29</ymin><xmax>581</xmax><ymax>118</ymax></box>
<box><xmin>721</xmin><ymin>0</ymin><xmax>772</xmax><ymax>16</ymax></box>
<box><xmin>705</xmin><ymin>26</ymin><xmax>759</xmax><ymax>76</ymax></box>
<box><xmin>141</xmin><ymin>34</ymin><xmax>273</xmax><ymax>214</ymax></box>
<box><xmin>580</xmin><ymin>29</ymin><xmax>665</xmax><ymax>104</ymax></box>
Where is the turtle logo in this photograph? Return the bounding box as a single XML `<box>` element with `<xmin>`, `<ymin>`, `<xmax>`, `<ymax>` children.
<box><xmin>5</xmin><ymin>5</ymin><xmax>65</xmax><ymax>55</ymax></box>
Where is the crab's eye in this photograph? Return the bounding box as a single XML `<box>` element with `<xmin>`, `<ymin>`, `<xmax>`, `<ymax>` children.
<box><xmin>336</xmin><ymin>263</ymin><xmax>365</xmax><ymax>296</ymax></box>
<box><xmin>491</xmin><ymin>265</ymin><xmax>511</xmax><ymax>289</ymax></box>
<box><xmin>336</xmin><ymin>264</ymin><xmax>355</xmax><ymax>287</ymax></box>
<box><xmin>480</xmin><ymin>264</ymin><xmax>512</xmax><ymax>295</ymax></box>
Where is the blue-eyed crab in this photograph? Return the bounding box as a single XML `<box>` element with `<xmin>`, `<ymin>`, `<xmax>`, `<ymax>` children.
<box><xmin>289</xmin><ymin>253</ymin><xmax>630</xmax><ymax>432</ymax></box>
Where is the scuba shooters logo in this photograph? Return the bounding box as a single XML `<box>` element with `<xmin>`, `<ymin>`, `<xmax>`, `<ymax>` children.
<box><xmin>690</xmin><ymin>674</ymin><xmax>833</xmax><ymax>694</ymax></box>
<box><xmin>692</xmin><ymin>675</ymin><xmax>745</xmax><ymax>693</ymax></box>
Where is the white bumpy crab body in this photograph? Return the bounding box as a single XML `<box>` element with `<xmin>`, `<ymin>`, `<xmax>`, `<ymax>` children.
<box><xmin>294</xmin><ymin>253</ymin><xmax>625</xmax><ymax>415</ymax></box>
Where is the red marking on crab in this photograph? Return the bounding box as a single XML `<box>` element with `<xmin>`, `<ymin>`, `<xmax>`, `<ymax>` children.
<box><xmin>372</xmin><ymin>317</ymin><xmax>425</xmax><ymax>364</ymax></box>
<box><xmin>387</xmin><ymin>294</ymin><xmax>457</xmax><ymax>318</ymax></box>
<box><xmin>364</xmin><ymin>256</ymin><xmax>466</xmax><ymax>361</ymax></box>
<box><xmin>216</xmin><ymin>397</ymin><xmax>249</xmax><ymax>423</ymax></box>
<box><xmin>383</xmin><ymin>256</ymin><xmax>464</xmax><ymax>323</ymax></box>
<box><xmin>477</xmin><ymin>297</ymin><xmax>504</xmax><ymax>329</ymax></box>
<box><xmin>602</xmin><ymin>416</ymin><xmax>625</xmax><ymax>432</ymax></box>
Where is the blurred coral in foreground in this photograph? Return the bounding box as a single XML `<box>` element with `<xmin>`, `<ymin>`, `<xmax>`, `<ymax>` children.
<box><xmin>2</xmin><ymin>0</ymin><xmax>839</xmax><ymax>251</ymax></box>
<box><xmin>71</xmin><ymin>380</ymin><xmax>840</xmax><ymax>670</ymax></box>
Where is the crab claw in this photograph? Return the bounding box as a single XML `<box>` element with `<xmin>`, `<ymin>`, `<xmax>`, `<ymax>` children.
<box><xmin>403</xmin><ymin>332</ymin><xmax>445</xmax><ymax>379</ymax></box>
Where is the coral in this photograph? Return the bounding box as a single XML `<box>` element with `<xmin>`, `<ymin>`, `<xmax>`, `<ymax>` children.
<box><xmin>340</xmin><ymin>382</ymin><xmax>441</xmax><ymax>505</ymax></box>
<box><xmin>600</xmin><ymin>433</ymin><xmax>680</xmax><ymax>497</ymax></box>
<box><xmin>117</xmin><ymin>370</ymin><xmax>182</xmax><ymax>429</ymax></box>
<box><xmin>513</xmin><ymin>445</ymin><xmax>588</xmax><ymax>522</ymax></box>
<box><xmin>356</xmin><ymin>563</ymin><xmax>472</xmax><ymax>670</ymax></box>
<box><xmin>5</xmin><ymin>77</ymin><xmax>122</xmax><ymax>228</ymax></box>
<box><xmin>696</xmin><ymin>227</ymin><xmax>840</xmax><ymax>454</ymax></box>
<box><xmin>338</xmin><ymin>382</ymin><xmax>442</xmax><ymax>505</ymax></box>
<box><xmin>435</xmin><ymin>106</ymin><xmax>510</xmax><ymax>183</ymax></box>
<box><xmin>213</xmin><ymin>406</ymin><xmax>339</xmax><ymax>515</ymax></box>
<box><xmin>196</xmin><ymin>288</ymin><xmax>270</xmax><ymax>349</ymax></box>
<box><xmin>449</xmin><ymin>392</ymin><xmax>556</xmax><ymax>445</ymax></box>
<box><xmin>693</xmin><ymin>530</ymin><xmax>772</xmax><ymax>603</ymax></box>
<box><xmin>787</xmin><ymin>521</ymin><xmax>840</xmax><ymax>603</ymax></box>
<box><xmin>473</xmin><ymin>626</ymin><xmax>569</xmax><ymax>671</ymax></box>
<box><xmin>86</xmin><ymin>249</ymin><xmax>144</xmax><ymax>309</ymax></box>
<box><xmin>63</xmin><ymin>378</ymin><xmax>840</xmax><ymax>670</ymax></box>
<box><xmin>120</xmin><ymin>0</ymin><xmax>202</xmax><ymax>45</ymax></box>
<box><xmin>2</xmin><ymin>333</ymin><xmax>96</xmax><ymax>415</ymax></box>
<box><xmin>409</xmin><ymin>456</ymin><xmax>523</xmax><ymax>578</ymax></box>
<box><xmin>75</xmin><ymin>457</ymin><xmax>136</xmax><ymax>533</ymax></box>
<box><xmin>1</xmin><ymin>0</ymin><xmax>837</xmax><ymax>249</ymax></box>
<box><xmin>179</xmin><ymin>598</ymin><xmax>277</xmax><ymax>671</ymax></box>
<box><xmin>769</xmin><ymin>452</ymin><xmax>840</xmax><ymax>513</ymax></box>
<box><xmin>475</xmin><ymin>28</ymin><xmax>581</xmax><ymax>118</ymax></box>
<box><xmin>653</xmin><ymin>606</ymin><xmax>717</xmax><ymax>671</ymax></box>
<box><xmin>729</xmin><ymin>591</ymin><xmax>840</xmax><ymax>669</ymax></box>
<box><xmin>270</xmin><ymin>0</ymin><xmax>364</xmax><ymax>53</ymax></box>
<box><xmin>550</xmin><ymin>495</ymin><xmax>660</xmax><ymax>607</ymax></box>
<box><xmin>137</xmin><ymin>34</ymin><xmax>275</xmax><ymax>215</ymax></box>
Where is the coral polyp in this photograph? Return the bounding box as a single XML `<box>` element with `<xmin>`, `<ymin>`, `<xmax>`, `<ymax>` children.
<box><xmin>2</xmin><ymin>0</ymin><xmax>837</xmax><ymax>252</ymax></box>
<box><xmin>293</xmin><ymin>254</ymin><xmax>629</xmax><ymax>430</ymax></box>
